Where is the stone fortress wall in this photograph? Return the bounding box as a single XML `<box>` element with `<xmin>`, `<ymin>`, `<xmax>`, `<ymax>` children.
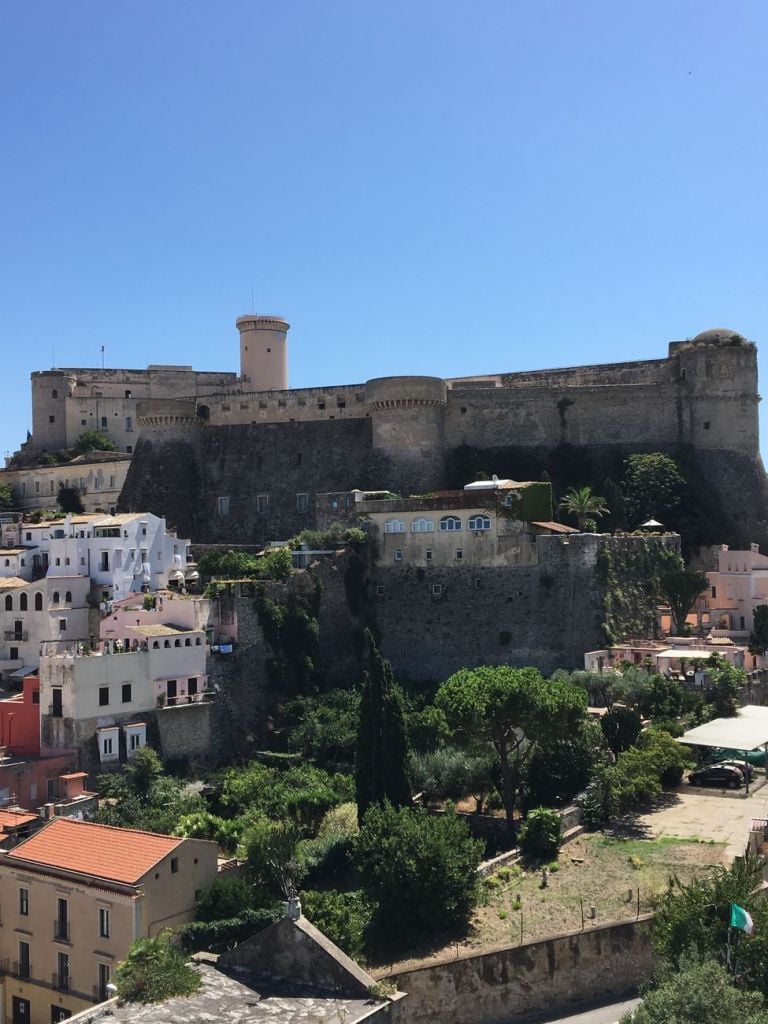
<box><xmin>115</xmin><ymin>321</ymin><xmax>765</xmax><ymax>545</ymax></box>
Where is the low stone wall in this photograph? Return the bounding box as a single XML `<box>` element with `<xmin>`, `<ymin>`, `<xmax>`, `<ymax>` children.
<box><xmin>155</xmin><ymin>701</ymin><xmax>213</xmax><ymax>761</ymax></box>
<box><xmin>384</xmin><ymin>915</ymin><xmax>654</xmax><ymax>1024</ymax></box>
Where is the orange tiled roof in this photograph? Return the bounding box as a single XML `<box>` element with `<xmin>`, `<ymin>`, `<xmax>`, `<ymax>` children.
<box><xmin>0</xmin><ymin>809</ymin><xmax>38</xmax><ymax>831</ymax></box>
<box><xmin>7</xmin><ymin>817</ymin><xmax>182</xmax><ymax>883</ymax></box>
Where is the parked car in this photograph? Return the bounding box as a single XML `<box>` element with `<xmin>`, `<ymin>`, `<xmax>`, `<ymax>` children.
<box><xmin>688</xmin><ymin>764</ymin><xmax>744</xmax><ymax>789</ymax></box>
<box><xmin>710</xmin><ymin>760</ymin><xmax>756</xmax><ymax>782</ymax></box>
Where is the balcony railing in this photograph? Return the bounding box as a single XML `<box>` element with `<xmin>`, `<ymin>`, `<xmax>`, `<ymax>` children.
<box><xmin>4</xmin><ymin>631</ymin><xmax>27</xmax><ymax>642</ymax></box>
<box><xmin>52</xmin><ymin>970</ymin><xmax>70</xmax><ymax>991</ymax></box>
<box><xmin>13</xmin><ymin>960</ymin><xmax>31</xmax><ymax>980</ymax></box>
<box><xmin>94</xmin><ymin>983</ymin><xmax>111</xmax><ymax>1003</ymax></box>
<box><xmin>159</xmin><ymin>691</ymin><xmax>216</xmax><ymax>709</ymax></box>
<box><xmin>48</xmin><ymin>705</ymin><xmax>63</xmax><ymax>719</ymax></box>
<box><xmin>53</xmin><ymin>918</ymin><xmax>70</xmax><ymax>941</ymax></box>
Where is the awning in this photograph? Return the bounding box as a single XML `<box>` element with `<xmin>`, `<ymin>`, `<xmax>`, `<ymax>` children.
<box><xmin>168</xmin><ymin>570</ymin><xmax>185</xmax><ymax>582</ymax></box>
<box><xmin>656</xmin><ymin>650</ymin><xmax>716</xmax><ymax>660</ymax></box>
<box><xmin>10</xmin><ymin>666</ymin><xmax>37</xmax><ymax>680</ymax></box>
<box><xmin>184</xmin><ymin>570</ymin><xmax>200</xmax><ymax>581</ymax></box>
<box><xmin>678</xmin><ymin>706</ymin><xmax>768</xmax><ymax>752</ymax></box>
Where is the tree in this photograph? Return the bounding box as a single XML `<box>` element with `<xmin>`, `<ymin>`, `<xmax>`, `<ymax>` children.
<box><xmin>638</xmin><ymin>675</ymin><xmax>684</xmax><ymax>722</ymax></box>
<box><xmin>622</xmin><ymin>452</ymin><xmax>685</xmax><ymax>528</ymax></box>
<box><xmin>0</xmin><ymin>482</ymin><xmax>12</xmax><ymax>511</ymax></box>
<box><xmin>409</xmin><ymin>745</ymin><xmax>498</xmax><ymax>812</ymax></box>
<box><xmin>115</xmin><ymin>931</ymin><xmax>202</xmax><ymax>1004</ymax></box>
<box><xmin>601</xmin><ymin>706</ymin><xmax>642</xmax><ymax>756</ymax></box>
<box><xmin>195</xmin><ymin>877</ymin><xmax>254</xmax><ymax>923</ymax></box>
<box><xmin>122</xmin><ymin>746</ymin><xmax>164</xmax><ymax>801</ymax></box>
<box><xmin>523</xmin><ymin>720</ymin><xmax>603</xmax><ymax>810</ymax></box>
<box><xmin>621</xmin><ymin>951</ymin><xmax>768</xmax><ymax>1024</ymax></box>
<box><xmin>57</xmin><ymin>484</ymin><xmax>84</xmax><ymax>513</ymax></box>
<box><xmin>285</xmin><ymin>689</ymin><xmax>360</xmax><ymax>765</ymax></box>
<box><xmin>660</xmin><ymin>570</ymin><xmax>708</xmax><ymax>635</ymax></box>
<box><xmin>705</xmin><ymin>657</ymin><xmax>744</xmax><ymax>718</ymax></box>
<box><xmin>749</xmin><ymin>605</ymin><xmax>768</xmax><ymax>656</ymax></box>
<box><xmin>558</xmin><ymin>486</ymin><xmax>609</xmax><ymax>532</ymax></box>
<box><xmin>352</xmin><ymin>803</ymin><xmax>482</xmax><ymax>941</ymax></box>
<box><xmin>72</xmin><ymin>430</ymin><xmax>117</xmax><ymax>455</ymax></box>
<box><xmin>435</xmin><ymin>666</ymin><xmax>587</xmax><ymax>834</ymax></box>
<box><xmin>355</xmin><ymin>632</ymin><xmax>411</xmax><ymax>822</ymax></box>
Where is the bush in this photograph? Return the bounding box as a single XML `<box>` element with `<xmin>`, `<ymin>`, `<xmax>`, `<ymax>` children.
<box><xmin>300</xmin><ymin>889</ymin><xmax>370</xmax><ymax>959</ymax></box>
<box><xmin>353</xmin><ymin>803</ymin><xmax>483</xmax><ymax>942</ymax></box>
<box><xmin>523</xmin><ymin>720</ymin><xmax>603</xmax><ymax>810</ymax></box>
<box><xmin>195</xmin><ymin>877</ymin><xmax>254</xmax><ymax>923</ymax></box>
<box><xmin>518</xmin><ymin>807</ymin><xmax>562</xmax><ymax>861</ymax></box>
<box><xmin>72</xmin><ymin>430</ymin><xmax>117</xmax><ymax>455</ymax></box>
<box><xmin>578</xmin><ymin>764</ymin><xmax>618</xmax><ymax>830</ymax></box>
<box><xmin>601</xmin><ymin>706</ymin><xmax>642</xmax><ymax>756</ymax></box>
<box><xmin>198</xmin><ymin>547</ymin><xmax>293</xmax><ymax>581</ymax></box>
<box><xmin>178</xmin><ymin>907</ymin><xmax>280</xmax><ymax>953</ymax></box>
<box><xmin>115</xmin><ymin>931</ymin><xmax>201</xmax><ymax>1003</ymax></box>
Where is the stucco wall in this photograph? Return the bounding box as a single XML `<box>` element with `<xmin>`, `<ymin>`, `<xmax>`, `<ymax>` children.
<box><xmin>384</xmin><ymin>916</ymin><xmax>655</xmax><ymax>1024</ymax></box>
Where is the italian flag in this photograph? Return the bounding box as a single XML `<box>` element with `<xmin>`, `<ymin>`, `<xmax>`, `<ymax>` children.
<box><xmin>730</xmin><ymin>903</ymin><xmax>755</xmax><ymax>936</ymax></box>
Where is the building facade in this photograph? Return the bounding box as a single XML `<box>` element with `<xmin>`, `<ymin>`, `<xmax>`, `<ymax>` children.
<box><xmin>0</xmin><ymin>454</ymin><xmax>131</xmax><ymax>516</ymax></box>
<box><xmin>0</xmin><ymin>817</ymin><xmax>218</xmax><ymax>1023</ymax></box>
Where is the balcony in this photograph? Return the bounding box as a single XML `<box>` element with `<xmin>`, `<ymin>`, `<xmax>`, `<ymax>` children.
<box><xmin>4</xmin><ymin>631</ymin><xmax>27</xmax><ymax>642</ymax></box>
<box><xmin>47</xmin><ymin>705</ymin><xmax>63</xmax><ymax>719</ymax></box>
<box><xmin>53</xmin><ymin>918</ymin><xmax>70</xmax><ymax>941</ymax></box>
<box><xmin>94</xmin><ymin>983</ymin><xmax>111</xmax><ymax>1003</ymax></box>
<box><xmin>158</xmin><ymin>691</ymin><xmax>216</xmax><ymax>709</ymax></box>
<box><xmin>13</xmin><ymin>960</ymin><xmax>31</xmax><ymax>980</ymax></box>
<box><xmin>52</xmin><ymin>970</ymin><xmax>70</xmax><ymax>991</ymax></box>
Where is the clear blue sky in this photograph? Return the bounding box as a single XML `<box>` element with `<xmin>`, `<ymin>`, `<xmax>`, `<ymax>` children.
<box><xmin>2</xmin><ymin>2</ymin><xmax>767</xmax><ymax>458</ymax></box>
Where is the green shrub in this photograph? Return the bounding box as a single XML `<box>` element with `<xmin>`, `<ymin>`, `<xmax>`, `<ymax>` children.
<box><xmin>178</xmin><ymin>907</ymin><xmax>280</xmax><ymax>953</ymax></box>
<box><xmin>115</xmin><ymin>931</ymin><xmax>201</xmax><ymax>1003</ymax></box>
<box><xmin>300</xmin><ymin>889</ymin><xmax>370</xmax><ymax>960</ymax></box>
<box><xmin>518</xmin><ymin>807</ymin><xmax>562</xmax><ymax>861</ymax></box>
<box><xmin>195</xmin><ymin>877</ymin><xmax>254</xmax><ymax>923</ymax></box>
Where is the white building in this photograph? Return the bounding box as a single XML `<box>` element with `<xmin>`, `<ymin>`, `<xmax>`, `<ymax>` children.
<box><xmin>705</xmin><ymin>543</ymin><xmax>768</xmax><ymax>640</ymax></box>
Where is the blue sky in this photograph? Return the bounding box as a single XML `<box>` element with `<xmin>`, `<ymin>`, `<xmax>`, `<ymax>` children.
<box><xmin>1</xmin><ymin>2</ymin><xmax>767</xmax><ymax>458</ymax></box>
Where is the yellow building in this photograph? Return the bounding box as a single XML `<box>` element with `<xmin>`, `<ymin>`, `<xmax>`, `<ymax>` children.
<box><xmin>0</xmin><ymin>817</ymin><xmax>218</xmax><ymax>1024</ymax></box>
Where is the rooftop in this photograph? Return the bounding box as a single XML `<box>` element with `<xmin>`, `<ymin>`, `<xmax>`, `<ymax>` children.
<box><xmin>6</xmin><ymin>817</ymin><xmax>183</xmax><ymax>884</ymax></box>
<box><xmin>78</xmin><ymin>961</ymin><xmax>383</xmax><ymax>1024</ymax></box>
<box><xmin>132</xmin><ymin>623</ymin><xmax>193</xmax><ymax>637</ymax></box>
<box><xmin>0</xmin><ymin>577</ymin><xmax>30</xmax><ymax>589</ymax></box>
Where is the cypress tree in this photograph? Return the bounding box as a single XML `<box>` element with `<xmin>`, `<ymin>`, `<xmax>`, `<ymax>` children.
<box><xmin>355</xmin><ymin>631</ymin><xmax>411</xmax><ymax>823</ymax></box>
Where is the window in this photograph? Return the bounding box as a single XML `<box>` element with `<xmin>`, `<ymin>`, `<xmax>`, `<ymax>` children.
<box><xmin>98</xmin><ymin>907</ymin><xmax>110</xmax><ymax>938</ymax></box>
<box><xmin>18</xmin><ymin>939</ymin><xmax>30</xmax><ymax>979</ymax></box>
<box><xmin>57</xmin><ymin>951</ymin><xmax>69</xmax><ymax>991</ymax></box>
<box><xmin>100</xmin><ymin>551</ymin><xmax>109</xmax><ymax>571</ymax></box>
<box><xmin>126</xmin><ymin>446</ymin><xmax>132</xmax><ymax>454</ymax></box>
<box><xmin>296</xmin><ymin>493</ymin><xmax>309</xmax><ymax>513</ymax></box>
<box><xmin>384</xmin><ymin>518</ymin><xmax>405</xmax><ymax>534</ymax></box>
<box><xmin>439</xmin><ymin>516</ymin><xmax>462</xmax><ymax>532</ymax></box>
<box><xmin>99</xmin><ymin>687</ymin><xmax>109</xmax><ymax>707</ymax></box>
<box><xmin>109</xmin><ymin>475</ymin><xmax>115</xmax><ymax>488</ymax></box>
<box><xmin>58</xmin><ymin>618</ymin><xmax>67</xmax><ymax>632</ymax></box>
<box><xmin>394</xmin><ymin>549</ymin><xmax>403</xmax><ymax>562</ymax></box>
<box><xmin>125</xmin><ymin>415</ymin><xmax>133</xmax><ymax>432</ymax></box>
<box><xmin>121</xmin><ymin>683</ymin><xmax>132</xmax><ymax>703</ymax></box>
<box><xmin>257</xmin><ymin>494</ymin><xmax>269</xmax><ymax>513</ymax></box>
<box><xmin>456</xmin><ymin>549</ymin><xmax>463</xmax><ymax>560</ymax></box>
<box><xmin>19</xmin><ymin>887</ymin><xmax>29</xmax><ymax>915</ymax></box>
<box><xmin>49</xmin><ymin>415</ymin><xmax>56</xmax><ymax>424</ymax></box>
<box><xmin>103</xmin><ymin>736</ymin><xmax>113</xmax><ymax>755</ymax></box>
<box><xmin>411</xmin><ymin>518</ymin><xmax>434</xmax><ymax>533</ymax></box>
<box><xmin>217</xmin><ymin>496</ymin><xmax>230</xmax><ymax>516</ymax></box>
<box><xmin>171</xmin><ymin>857</ymin><xmax>179</xmax><ymax>873</ymax></box>
<box><xmin>376</xmin><ymin>585</ymin><xmax>385</xmax><ymax>596</ymax></box>
<box><xmin>712</xmin><ymin>586</ymin><xmax>717</xmax><ymax>599</ymax></box>
<box><xmin>81</xmin><ymin>418</ymin><xmax>87</xmax><ymax>425</ymax></box>
<box><xmin>468</xmin><ymin>515</ymin><xmax>492</xmax><ymax>531</ymax></box>
<box><xmin>64</xmin><ymin>591</ymin><xmax>71</xmax><ymax>603</ymax></box>
<box><xmin>129</xmin><ymin>731</ymin><xmax>142</xmax><ymax>751</ymax></box>
<box><xmin>4</xmin><ymin>595</ymin><xmax>12</xmax><ymax>611</ymax></box>
<box><xmin>101</xmin><ymin>416</ymin><xmax>108</xmax><ymax>429</ymax></box>
<box><xmin>432</xmin><ymin>584</ymin><xmax>443</xmax><ymax>596</ymax></box>
<box><xmin>34</xmin><ymin>593</ymin><xmax>43</xmax><ymax>611</ymax></box>
<box><xmin>52</xmin><ymin>388</ymin><xmax>58</xmax><ymax>399</ymax></box>
<box><xmin>98</xmin><ymin>962</ymin><xmax>111</xmax><ymax>1001</ymax></box>
<box><xmin>425</xmin><ymin>549</ymin><xmax>432</xmax><ymax>561</ymax></box>
<box><xmin>32</xmin><ymin>691</ymin><xmax>39</xmax><ymax>705</ymax></box>
<box><xmin>10</xmin><ymin>647</ymin><xmax>18</xmax><ymax>661</ymax></box>
<box><xmin>19</xmin><ymin>593</ymin><xmax>27</xmax><ymax>611</ymax></box>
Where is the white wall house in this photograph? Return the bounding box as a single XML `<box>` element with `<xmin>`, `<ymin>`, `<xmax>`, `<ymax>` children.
<box><xmin>705</xmin><ymin>543</ymin><xmax>768</xmax><ymax>641</ymax></box>
<box><xmin>0</xmin><ymin>576</ymin><xmax>90</xmax><ymax>681</ymax></box>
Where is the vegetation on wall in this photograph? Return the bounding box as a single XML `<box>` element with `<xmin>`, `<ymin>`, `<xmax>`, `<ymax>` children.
<box><xmin>596</xmin><ymin>536</ymin><xmax>683</xmax><ymax>644</ymax></box>
<box><xmin>255</xmin><ymin>585</ymin><xmax>322</xmax><ymax>694</ymax></box>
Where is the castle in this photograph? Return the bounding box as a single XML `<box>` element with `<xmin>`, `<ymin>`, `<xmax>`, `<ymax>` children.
<box><xmin>19</xmin><ymin>318</ymin><xmax>767</xmax><ymax>548</ymax></box>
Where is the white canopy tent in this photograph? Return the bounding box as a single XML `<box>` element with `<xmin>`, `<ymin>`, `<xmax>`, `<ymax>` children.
<box><xmin>677</xmin><ymin>706</ymin><xmax>768</xmax><ymax>795</ymax></box>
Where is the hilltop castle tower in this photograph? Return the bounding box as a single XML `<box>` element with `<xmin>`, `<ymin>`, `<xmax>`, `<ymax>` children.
<box><xmin>237</xmin><ymin>315</ymin><xmax>290</xmax><ymax>391</ymax></box>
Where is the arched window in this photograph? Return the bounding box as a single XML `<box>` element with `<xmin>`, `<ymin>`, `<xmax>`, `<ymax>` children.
<box><xmin>185</xmin><ymin>638</ymin><xmax>191</xmax><ymax>647</ymax></box>
<box><xmin>195</xmin><ymin>637</ymin><xmax>202</xmax><ymax>646</ymax></box>
<box><xmin>174</xmin><ymin>639</ymin><xmax>181</xmax><ymax>648</ymax></box>
<box><xmin>34</xmin><ymin>593</ymin><xmax>43</xmax><ymax>611</ymax></box>
<box><xmin>52</xmin><ymin>592</ymin><xmax>60</xmax><ymax>605</ymax></box>
<box><xmin>153</xmin><ymin>641</ymin><xmax>160</xmax><ymax>649</ymax></box>
<box><xmin>384</xmin><ymin>518</ymin><xmax>406</xmax><ymax>534</ymax></box>
<box><xmin>439</xmin><ymin>516</ymin><xmax>462</xmax><ymax>532</ymax></box>
<box><xmin>411</xmin><ymin>518</ymin><xmax>434</xmax><ymax>533</ymax></box>
<box><xmin>65</xmin><ymin>591</ymin><xmax>72</xmax><ymax>603</ymax></box>
<box><xmin>164</xmin><ymin>640</ymin><xmax>171</xmax><ymax>648</ymax></box>
<box><xmin>4</xmin><ymin>595</ymin><xmax>12</xmax><ymax>611</ymax></box>
<box><xmin>468</xmin><ymin>515</ymin><xmax>492</xmax><ymax>532</ymax></box>
<box><xmin>19</xmin><ymin>593</ymin><xmax>28</xmax><ymax>611</ymax></box>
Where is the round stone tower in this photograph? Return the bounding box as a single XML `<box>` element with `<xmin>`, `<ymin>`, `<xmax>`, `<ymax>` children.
<box><xmin>366</xmin><ymin>375</ymin><xmax>448</xmax><ymax>492</ymax></box>
<box><xmin>673</xmin><ymin>328</ymin><xmax>759</xmax><ymax>456</ymax></box>
<box><xmin>236</xmin><ymin>315</ymin><xmax>290</xmax><ymax>391</ymax></box>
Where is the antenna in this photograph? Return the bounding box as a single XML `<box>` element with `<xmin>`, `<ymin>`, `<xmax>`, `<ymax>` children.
<box><xmin>101</xmin><ymin>345</ymin><xmax>105</xmax><ymax>370</ymax></box>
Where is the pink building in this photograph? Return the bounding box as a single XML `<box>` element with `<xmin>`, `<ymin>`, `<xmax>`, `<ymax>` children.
<box><xmin>705</xmin><ymin>543</ymin><xmax>768</xmax><ymax>646</ymax></box>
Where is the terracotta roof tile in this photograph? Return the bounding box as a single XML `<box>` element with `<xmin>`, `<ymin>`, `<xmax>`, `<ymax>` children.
<box><xmin>0</xmin><ymin>809</ymin><xmax>38</xmax><ymax>831</ymax></box>
<box><xmin>7</xmin><ymin>817</ymin><xmax>182</xmax><ymax>884</ymax></box>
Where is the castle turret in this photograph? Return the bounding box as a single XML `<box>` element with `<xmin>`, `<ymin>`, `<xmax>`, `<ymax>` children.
<box><xmin>237</xmin><ymin>315</ymin><xmax>289</xmax><ymax>391</ymax></box>
<box><xmin>671</xmin><ymin>328</ymin><xmax>759</xmax><ymax>456</ymax></box>
<box><xmin>366</xmin><ymin>375</ymin><xmax>448</xmax><ymax>492</ymax></box>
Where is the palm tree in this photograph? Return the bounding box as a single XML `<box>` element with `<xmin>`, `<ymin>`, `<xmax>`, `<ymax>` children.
<box><xmin>558</xmin><ymin>486</ymin><xmax>609</xmax><ymax>532</ymax></box>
